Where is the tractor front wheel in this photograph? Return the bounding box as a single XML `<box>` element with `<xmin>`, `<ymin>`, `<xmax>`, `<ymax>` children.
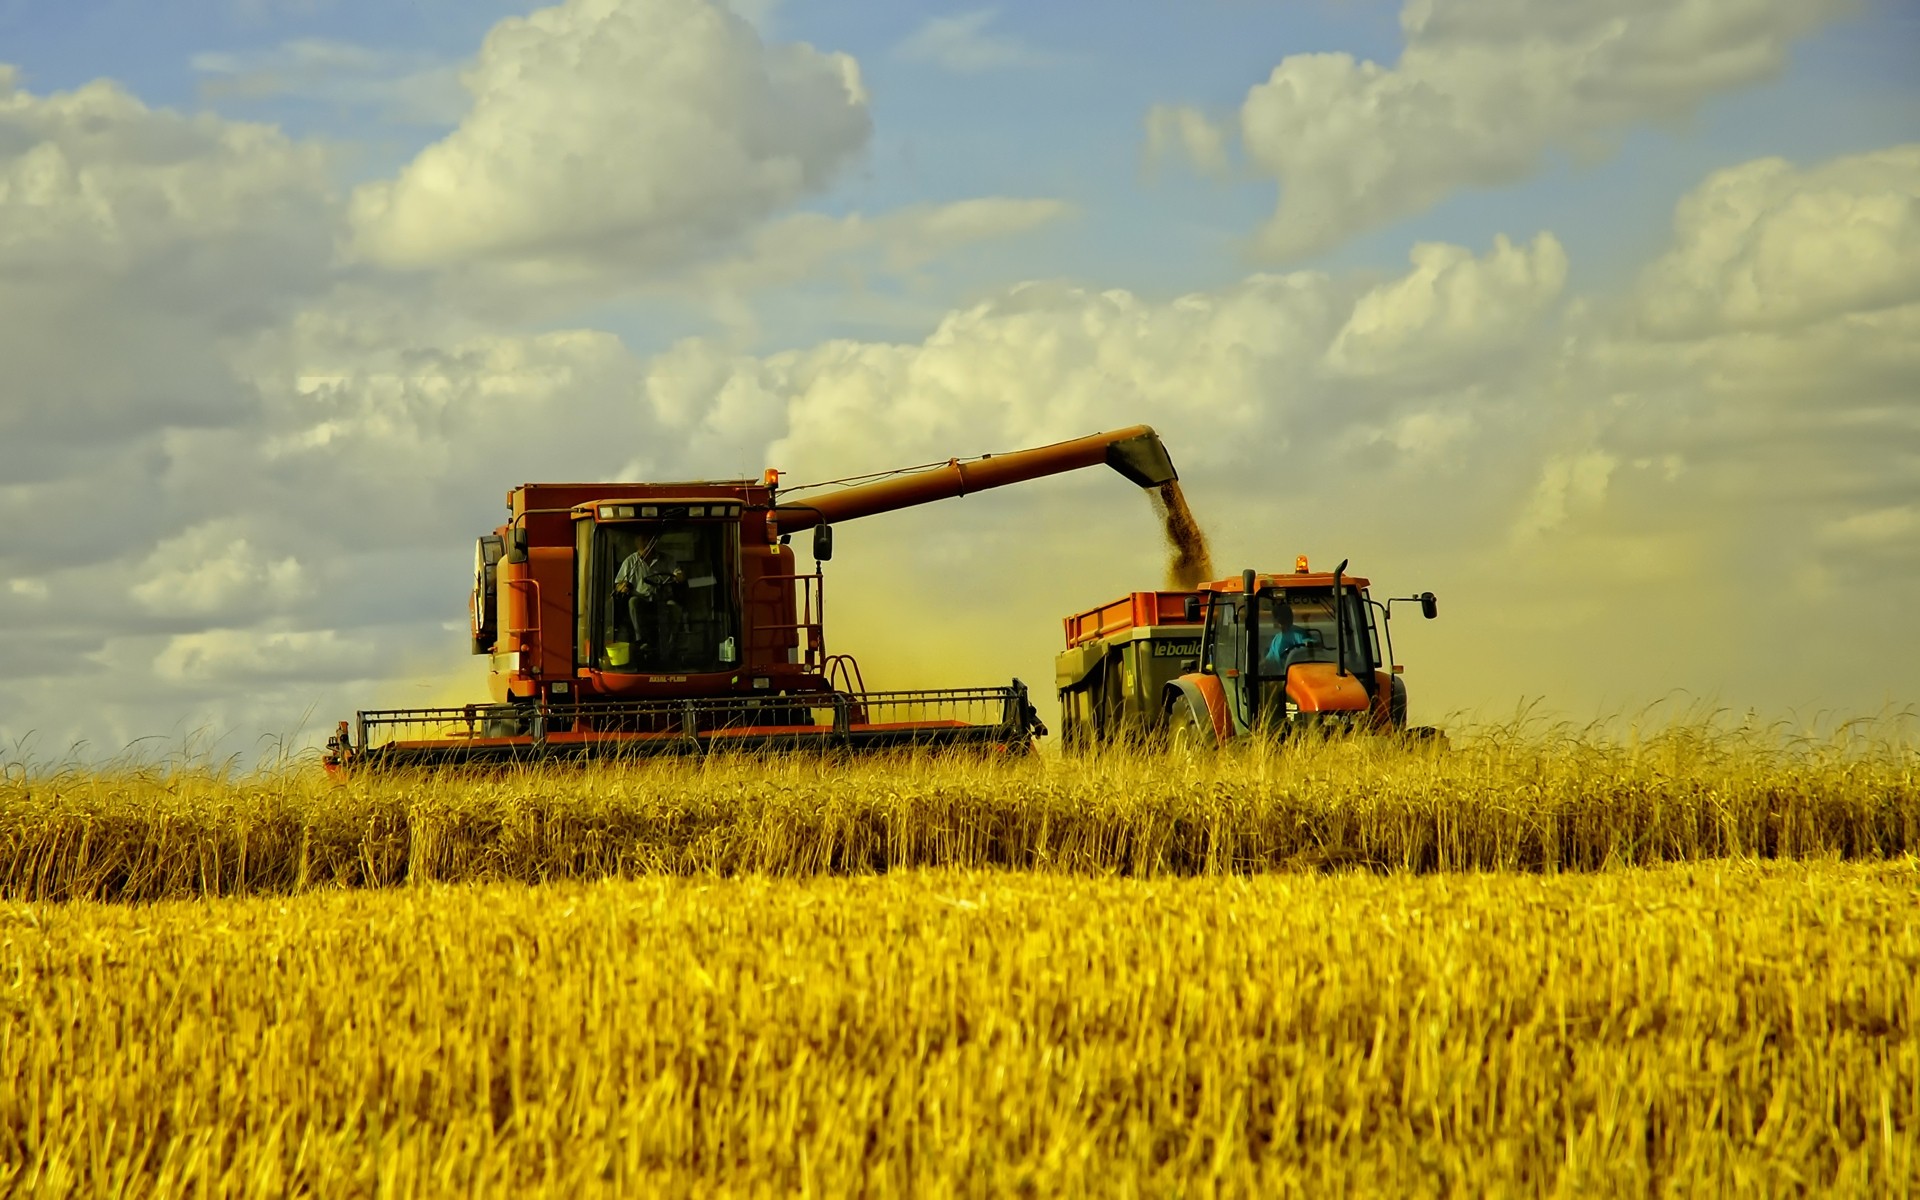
<box><xmin>1166</xmin><ymin>700</ymin><xmax>1212</xmax><ymax>757</ymax></box>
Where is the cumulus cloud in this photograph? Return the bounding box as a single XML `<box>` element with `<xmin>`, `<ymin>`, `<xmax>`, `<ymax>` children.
<box><xmin>0</xmin><ymin>68</ymin><xmax>332</xmax><ymax>280</ymax></box>
<box><xmin>0</xmin><ymin>16</ymin><xmax>1085</xmax><ymax>758</ymax></box>
<box><xmin>0</xmin><ymin>67</ymin><xmax>336</xmax><ymax>479</ymax></box>
<box><xmin>620</xmin><ymin>249</ymin><xmax>1543</xmax><ymax>710</ymax></box>
<box><xmin>641</xmin><ymin>231</ymin><xmax>1566</xmax><ymax>559</ymax></box>
<box><xmin>0</xmin><ymin>60</ymin><xmax>654</xmax><ymax>753</ymax></box>
<box><xmin>1326</xmin><ymin>232</ymin><xmax>1568</xmax><ymax>381</ymax></box>
<box><xmin>154</xmin><ymin>628</ymin><xmax>380</xmax><ymax>686</ymax></box>
<box><xmin>621</xmin><ymin>143</ymin><xmax>1920</xmax><ymax>721</ymax></box>
<box><xmin>1212</xmin><ymin>0</ymin><xmax>1850</xmax><ymax>259</ymax></box>
<box><xmin>4</xmin><ymin>15</ymin><xmax>1916</xmax><ymax>757</ymax></box>
<box><xmin>247</xmin><ymin>321</ymin><xmax>669</xmax><ymax>519</ymax></box>
<box><xmin>1634</xmin><ymin>144</ymin><xmax>1920</xmax><ymax>337</ymax></box>
<box><xmin>349</xmin><ymin>0</ymin><xmax>871</xmax><ymax>271</ymax></box>
<box><xmin>1475</xmin><ymin>144</ymin><xmax>1919</xmax><ymax>703</ymax></box>
<box><xmin>130</xmin><ymin>521</ymin><xmax>308</xmax><ymax>620</ymax></box>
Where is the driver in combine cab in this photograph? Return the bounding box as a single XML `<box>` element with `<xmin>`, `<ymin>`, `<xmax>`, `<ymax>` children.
<box><xmin>1261</xmin><ymin>599</ymin><xmax>1314</xmax><ymax>672</ymax></box>
<box><xmin>614</xmin><ymin>535</ymin><xmax>685</xmax><ymax>658</ymax></box>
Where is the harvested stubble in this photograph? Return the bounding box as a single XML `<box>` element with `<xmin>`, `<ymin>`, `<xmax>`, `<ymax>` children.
<box><xmin>3</xmin><ymin>862</ymin><xmax>1915</xmax><ymax>1196</ymax></box>
<box><xmin>3</xmin><ymin>724</ymin><xmax>1916</xmax><ymax>901</ymax></box>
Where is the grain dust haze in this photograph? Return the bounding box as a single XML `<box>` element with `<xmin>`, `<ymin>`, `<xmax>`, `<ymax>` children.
<box><xmin>1153</xmin><ymin>481</ymin><xmax>1213</xmax><ymax>589</ymax></box>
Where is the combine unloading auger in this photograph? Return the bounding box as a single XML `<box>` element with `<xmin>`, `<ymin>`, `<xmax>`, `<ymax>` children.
<box><xmin>325</xmin><ymin>426</ymin><xmax>1177</xmax><ymax>772</ymax></box>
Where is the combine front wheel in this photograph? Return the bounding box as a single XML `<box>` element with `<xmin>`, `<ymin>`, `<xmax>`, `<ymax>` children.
<box><xmin>481</xmin><ymin>704</ymin><xmax>533</xmax><ymax>738</ymax></box>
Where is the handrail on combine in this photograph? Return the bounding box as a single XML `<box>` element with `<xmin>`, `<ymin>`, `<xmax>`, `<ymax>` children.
<box><xmin>503</xmin><ymin>577</ymin><xmax>541</xmax><ymax>637</ymax></box>
<box><xmin>825</xmin><ymin>654</ymin><xmax>866</xmax><ymax>695</ymax></box>
<box><xmin>753</xmin><ymin>570</ymin><xmax>825</xmax><ymax>671</ymax></box>
<box><xmin>328</xmin><ymin>680</ymin><xmax>1041</xmax><ymax>772</ymax></box>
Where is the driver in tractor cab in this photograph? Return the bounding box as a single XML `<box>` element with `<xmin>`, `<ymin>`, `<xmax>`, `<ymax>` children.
<box><xmin>614</xmin><ymin>534</ymin><xmax>685</xmax><ymax>660</ymax></box>
<box><xmin>1260</xmin><ymin>598</ymin><xmax>1314</xmax><ymax>673</ymax></box>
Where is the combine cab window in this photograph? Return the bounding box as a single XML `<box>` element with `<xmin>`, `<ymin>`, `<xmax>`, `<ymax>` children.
<box><xmin>591</xmin><ymin>522</ymin><xmax>738</xmax><ymax>674</ymax></box>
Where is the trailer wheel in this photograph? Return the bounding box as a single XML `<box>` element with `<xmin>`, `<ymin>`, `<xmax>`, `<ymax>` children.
<box><xmin>1060</xmin><ymin>712</ymin><xmax>1085</xmax><ymax>752</ymax></box>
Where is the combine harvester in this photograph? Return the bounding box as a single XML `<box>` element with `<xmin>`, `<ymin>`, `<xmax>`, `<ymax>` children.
<box><xmin>325</xmin><ymin>427</ymin><xmax>1178</xmax><ymax>770</ymax></box>
<box><xmin>1056</xmin><ymin>558</ymin><xmax>1442</xmax><ymax>750</ymax></box>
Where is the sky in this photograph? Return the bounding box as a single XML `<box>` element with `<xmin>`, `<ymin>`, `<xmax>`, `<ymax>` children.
<box><xmin>1</xmin><ymin>0</ymin><xmax>1917</xmax><ymax>762</ymax></box>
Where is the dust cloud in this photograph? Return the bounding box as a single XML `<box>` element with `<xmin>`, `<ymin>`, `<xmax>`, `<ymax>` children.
<box><xmin>1152</xmin><ymin>481</ymin><xmax>1214</xmax><ymax>589</ymax></box>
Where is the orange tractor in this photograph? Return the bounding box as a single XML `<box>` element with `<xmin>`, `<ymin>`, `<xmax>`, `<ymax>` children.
<box><xmin>325</xmin><ymin>426</ymin><xmax>1178</xmax><ymax>770</ymax></box>
<box><xmin>1056</xmin><ymin>558</ymin><xmax>1440</xmax><ymax>749</ymax></box>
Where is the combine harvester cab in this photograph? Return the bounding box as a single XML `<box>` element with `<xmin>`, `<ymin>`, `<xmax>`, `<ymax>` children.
<box><xmin>1057</xmin><ymin>557</ymin><xmax>1442</xmax><ymax>751</ymax></box>
<box><xmin>326</xmin><ymin>426</ymin><xmax>1178</xmax><ymax>772</ymax></box>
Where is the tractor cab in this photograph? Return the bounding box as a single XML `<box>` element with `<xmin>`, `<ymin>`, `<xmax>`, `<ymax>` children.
<box><xmin>1203</xmin><ymin>584</ymin><xmax>1376</xmax><ymax>687</ymax></box>
<box><xmin>1172</xmin><ymin>557</ymin><xmax>1438</xmax><ymax>740</ymax></box>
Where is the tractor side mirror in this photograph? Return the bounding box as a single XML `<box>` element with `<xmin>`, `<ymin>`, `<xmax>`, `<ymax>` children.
<box><xmin>1420</xmin><ymin>591</ymin><xmax>1438</xmax><ymax>619</ymax></box>
<box><xmin>1183</xmin><ymin>595</ymin><xmax>1200</xmax><ymax>622</ymax></box>
<box><xmin>506</xmin><ymin>524</ymin><xmax>528</xmax><ymax>564</ymax></box>
<box><xmin>812</xmin><ymin>523</ymin><xmax>834</xmax><ymax>562</ymax></box>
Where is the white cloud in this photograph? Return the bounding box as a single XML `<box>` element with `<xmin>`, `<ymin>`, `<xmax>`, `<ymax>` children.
<box><xmin>349</xmin><ymin>0</ymin><xmax>871</xmax><ymax>272</ymax></box>
<box><xmin>1326</xmin><ymin>233</ymin><xmax>1568</xmax><ymax>380</ymax></box>
<box><xmin>130</xmin><ymin>521</ymin><xmax>308</xmax><ymax>620</ymax></box>
<box><xmin>1512</xmin><ymin>451</ymin><xmax>1617</xmax><ymax>541</ymax></box>
<box><xmin>1222</xmin><ymin>0</ymin><xmax>1849</xmax><ymax>259</ymax></box>
<box><xmin>625</xmin><ymin>142</ymin><xmax>1920</xmax><ymax>721</ymax></box>
<box><xmin>648</xmin><ymin>233</ymin><xmax>1559</xmax><ymax>499</ymax></box>
<box><xmin>1822</xmin><ymin>505</ymin><xmax>1920</xmax><ymax>548</ymax></box>
<box><xmin>0</xmin><ymin>36</ymin><xmax>1052</xmax><ymax>757</ymax></box>
<box><xmin>0</xmin><ymin>65</ymin><xmax>336</xmax><ymax>487</ymax></box>
<box><xmin>246</xmin><ymin>320</ymin><xmax>672</xmax><ymax>516</ymax></box>
<box><xmin>674</xmin><ymin>197</ymin><xmax>1073</xmax><ymax>310</ymax></box>
<box><xmin>1635</xmin><ymin>144</ymin><xmax>1920</xmax><ymax>338</ymax></box>
<box><xmin>720</xmin><ymin>0</ymin><xmax>782</xmax><ymax>30</ymax></box>
<box><xmin>1143</xmin><ymin>104</ymin><xmax>1230</xmax><ymax>179</ymax></box>
<box><xmin>154</xmin><ymin>628</ymin><xmax>379</xmax><ymax>685</ymax></box>
<box><xmin>4</xmin><ymin>22</ymin><xmax>1916</xmax><ymax>754</ymax></box>
<box><xmin>0</xmin><ymin>69</ymin><xmax>334</xmax><ymax>279</ymax></box>
<box><xmin>894</xmin><ymin>9</ymin><xmax>1050</xmax><ymax>73</ymax></box>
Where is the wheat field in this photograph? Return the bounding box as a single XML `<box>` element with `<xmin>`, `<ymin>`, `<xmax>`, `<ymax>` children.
<box><xmin>3</xmin><ymin>862</ymin><xmax>1915</xmax><ymax>1196</ymax></box>
<box><xmin>3</xmin><ymin>725</ymin><xmax>1916</xmax><ymax>1194</ymax></box>
<box><xmin>3</xmin><ymin>723</ymin><xmax>1916</xmax><ymax>901</ymax></box>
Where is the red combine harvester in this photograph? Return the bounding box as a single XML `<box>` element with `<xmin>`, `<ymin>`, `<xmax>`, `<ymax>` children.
<box><xmin>325</xmin><ymin>426</ymin><xmax>1177</xmax><ymax>770</ymax></box>
<box><xmin>1056</xmin><ymin>557</ymin><xmax>1440</xmax><ymax>749</ymax></box>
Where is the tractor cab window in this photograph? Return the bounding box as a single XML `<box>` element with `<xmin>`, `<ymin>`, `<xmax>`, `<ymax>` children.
<box><xmin>1256</xmin><ymin>588</ymin><xmax>1374</xmax><ymax>675</ymax></box>
<box><xmin>1207</xmin><ymin>594</ymin><xmax>1245</xmax><ymax>674</ymax></box>
<box><xmin>593</xmin><ymin>522</ymin><xmax>737</xmax><ymax>674</ymax></box>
